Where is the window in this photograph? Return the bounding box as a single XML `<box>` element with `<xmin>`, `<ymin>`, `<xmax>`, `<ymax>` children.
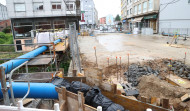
<box><xmin>188</xmin><ymin>0</ymin><xmax>190</xmax><ymax>3</ymax></box>
<box><xmin>52</xmin><ymin>2</ymin><xmax>62</xmax><ymax>10</ymax></box>
<box><xmin>35</xmin><ymin>21</ymin><xmax>51</xmax><ymax>30</ymax></box>
<box><xmin>66</xmin><ymin>2</ymin><xmax>75</xmax><ymax>11</ymax></box>
<box><xmin>138</xmin><ymin>4</ymin><xmax>141</xmax><ymax>14</ymax></box>
<box><xmin>134</xmin><ymin>5</ymin><xmax>137</xmax><ymax>15</ymax></box>
<box><xmin>14</xmin><ymin>22</ymin><xmax>33</xmax><ymax>38</ymax></box>
<box><xmin>33</xmin><ymin>2</ymin><xmax>43</xmax><ymax>11</ymax></box>
<box><xmin>15</xmin><ymin>3</ymin><xmax>26</xmax><ymax>12</ymax></box>
<box><xmin>143</xmin><ymin>2</ymin><xmax>147</xmax><ymax>13</ymax></box>
<box><xmin>25</xmin><ymin>40</ymin><xmax>32</xmax><ymax>46</ymax></box>
<box><xmin>130</xmin><ymin>8</ymin><xmax>132</xmax><ymax>14</ymax></box>
<box><xmin>127</xmin><ymin>10</ymin><xmax>129</xmax><ymax>15</ymax></box>
<box><xmin>149</xmin><ymin>0</ymin><xmax>153</xmax><ymax>11</ymax></box>
<box><xmin>53</xmin><ymin>20</ymin><xmax>65</xmax><ymax>29</ymax></box>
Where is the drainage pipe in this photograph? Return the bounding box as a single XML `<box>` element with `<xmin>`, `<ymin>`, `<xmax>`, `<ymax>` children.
<box><xmin>0</xmin><ymin>39</ymin><xmax>61</xmax><ymax>74</ymax></box>
<box><xmin>0</xmin><ymin>82</ymin><xmax>58</xmax><ymax>99</ymax></box>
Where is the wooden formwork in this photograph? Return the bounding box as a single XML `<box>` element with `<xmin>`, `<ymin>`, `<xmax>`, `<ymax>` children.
<box><xmin>56</xmin><ymin>76</ymin><xmax>170</xmax><ymax>111</ymax></box>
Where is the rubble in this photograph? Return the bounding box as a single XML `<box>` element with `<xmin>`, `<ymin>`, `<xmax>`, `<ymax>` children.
<box><xmin>124</xmin><ymin>63</ymin><xmax>159</xmax><ymax>87</ymax></box>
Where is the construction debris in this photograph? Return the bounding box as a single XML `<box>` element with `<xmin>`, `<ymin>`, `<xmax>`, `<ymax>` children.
<box><xmin>124</xmin><ymin>63</ymin><xmax>159</xmax><ymax>87</ymax></box>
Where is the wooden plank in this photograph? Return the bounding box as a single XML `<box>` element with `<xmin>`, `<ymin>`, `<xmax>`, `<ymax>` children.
<box><xmin>55</xmin><ymin>87</ymin><xmax>67</xmax><ymax>111</ymax></box>
<box><xmin>78</xmin><ymin>92</ymin><xmax>85</xmax><ymax>111</ymax></box>
<box><xmin>141</xmin><ymin>96</ymin><xmax>147</xmax><ymax>103</ymax></box>
<box><xmin>101</xmin><ymin>91</ymin><xmax>169</xmax><ymax>111</ymax></box>
<box><xmin>181</xmin><ymin>93</ymin><xmax>190</xmax><ymax>102</ymax></box>
<box><xmin>162</xmin><ymin>99</ymin><xmax>169</xmax><ymax>109</ymax></box>
<box><xmin>84</xmin><ymin>104</ymin><xmax>97</xmax><ymax>111</ymax></box>
<box><xmin>63</xmin><ymin>77</ymin><xmax>86</xmax><ymax>83</ymax></box>
<box><xmin>151</xmin><ymin>97</ymin><xmax>158</xmax><ymax>105</ymax></box>
<box><xmin>55</xmin><ymin>39</ymin><xmax>69</xmax><ymax>52</ymax></box>
<box><xmin>166</xmin><ymin>74</ymin><xmax>190</xmax><ymax>89</ymax></box>
<box><xmin>27</xmin><ymin>55</ymin><xmax>54</xmax><ymax>66</ymax></box>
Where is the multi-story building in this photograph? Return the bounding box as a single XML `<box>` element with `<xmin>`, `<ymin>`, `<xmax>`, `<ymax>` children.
<box><xmin>121</xmin><ymin>0</ymin><xmax>128</xmax><ymax>30</ymax></box>
<box><xmin>80</xmin><ymin>0</ymin><xmax>98</xmax><ymax>29</ymax></box>
<box><xmin>99</xmin><ymin>17</ymin><xmax>106</xmax><ymax>25</ymax></box>
<box><xmin>159</xmin><ymin>0</ymin><xmax>190</xmax><ymax>36</ymax></box>
<box><xmin>0</xmin><ymin>3</ymin><xmax>8</xmax><ymax>21</ymax></box>
<box><xmin>94</xmin><ymin>8</ymin><xmax>98</xmax><ymax>26</ymax></box>
<box><xmin>121</xmin><ymin>0</ymin><xmax>160</xmax><ymax>33</ymax></box>
<box><xmin>0</xmin><ymin>3</ymin><xmax>10</xmax><ymax>31</ymax></box>
<box><xmin>6</xmin><ymin>0</ymin><xmax>81</xmax><ymax>51</ymax></box>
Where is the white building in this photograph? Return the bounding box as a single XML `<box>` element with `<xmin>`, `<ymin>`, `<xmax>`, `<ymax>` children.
<box><xmin>0</xmin><ymin>3</ymin><xmax>8</xmax><ymax>21</ymax></box>
<box><xmin>159</xmin><ymin>0</ymin><xmax>190</xmax><ymax>36</ymax></box>
<box><xmin>6</xmin><ymin>0</ymin><xmax>81</xmax><ymax>51</ymax></box>
<box><xmin>80</xmin><ymin>0</ymin><xmax>98</xmax><ymax>28</ymax></box>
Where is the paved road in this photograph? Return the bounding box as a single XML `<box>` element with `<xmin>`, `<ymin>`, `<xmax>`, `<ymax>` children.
<box><xmin>79</xmin><ymin>33</ymin><xmax>190</xmax><ymax>68</ymax></box>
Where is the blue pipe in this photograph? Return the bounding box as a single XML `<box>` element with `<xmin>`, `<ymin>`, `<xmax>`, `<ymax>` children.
<box><xmin>0</xmin><ymin>82</ymin><xmax>58</xmax><ymax>99</ymax></box>
<box><xmin>54</xmin><ymin>39</ymin><xmax>61</xmax><ymax>44</ymax></box>
<box><xmin>0</xmin><ymin>39</ymin><xmax>61</xmax><ymax>74</ymax></box>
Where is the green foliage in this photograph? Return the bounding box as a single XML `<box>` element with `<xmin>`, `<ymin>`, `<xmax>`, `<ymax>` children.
<box><xmin>115</xmin><ymin>14</ymin><xmax>121</xmax><ymax>21</ymax></box>
<box><xmin>0</xmin><ymin>32</ymin><xmax>13</xmax><ymax>44</ymax></box>
<box><xmin>2</xmin><ymin>26</ymin><xmax>11</xmax><ymax>33</ymax></box>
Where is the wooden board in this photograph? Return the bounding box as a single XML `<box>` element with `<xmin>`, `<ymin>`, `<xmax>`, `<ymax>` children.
<box><xmin>55</xmin><ymin>39</ymin><xmax>69</xmax><ymax>52</ymax></box>
<box><xmin>166</xmin><ymin>74</ymin><xmax>190</xmax><ymax>89</ymax></box>
<box><xmin>27</xmin><ymin>55</ymin><xmax>54</xmax><ymax>66</ymax></box>
<box><xmin>56</xmin><ymin>87</ymin><xmax>96</xmax><ymax>111</ymax></box>
<box><xmin>101</xmin><ymin>91</ymin><xmax>169</xmax><ymax>111</ymax></box>
<box><xmin>181</xmin><ymin>93</ymin><xmax>190</xmax><ymax>102</ymax></box>
<box><xmin>12</xmin><ymin>72</ymin><xmax>54</xmax><ymax>82</ymax></box>
<box><xmin>63</xmin><ymin>77</ymin><xmax>86</xmax><ymax>83</ymax></box>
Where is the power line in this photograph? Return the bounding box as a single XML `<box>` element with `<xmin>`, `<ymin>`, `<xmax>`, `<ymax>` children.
<box><xmin>159</xmin><ymin>0</ymin><xmax>181</xmax><ymax>13</ymax></box>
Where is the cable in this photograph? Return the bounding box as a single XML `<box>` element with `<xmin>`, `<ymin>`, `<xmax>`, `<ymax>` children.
<box><xmin>159</xmin><ymin>0</ymin><xmax>181</xmax><ymax>13</ymax></box>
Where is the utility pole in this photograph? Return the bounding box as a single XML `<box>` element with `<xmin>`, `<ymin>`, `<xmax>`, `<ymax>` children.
<box><xmin>0</xmin><ymin>66</ymin><xmax>10</xmax><ymax>106</ymax></box>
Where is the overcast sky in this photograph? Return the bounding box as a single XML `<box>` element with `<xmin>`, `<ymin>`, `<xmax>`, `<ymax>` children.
<box><xmin>0</xmin><ymin>0</ymin><xmax>6</xmax><ymax>5</ymax></box>
<box><xmin>94</xmin><ymin>0</ymin><xmax>121</xmax><ymax>18</ymax></box>
<box><xmin>0</xmin><ymin>0</ymin><xmax>121</xmax><ymax>18</ymax></box>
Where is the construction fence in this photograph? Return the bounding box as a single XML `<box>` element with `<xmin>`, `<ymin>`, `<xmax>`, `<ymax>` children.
<box><xmin>160</xmin><ymin>28</ymin><xmax>190</xmax><ymax>37</ymax></box>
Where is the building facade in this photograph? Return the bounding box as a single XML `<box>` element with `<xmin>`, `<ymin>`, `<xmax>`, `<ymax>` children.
<box><xmin>159</xmin><ymin>0</ymin><xmax>190</xmax><ymax>36</ymax></box>
<box><xmin>0</xmin><ymin>3</ymin><xmax>8</xmax><ymax>21</ymax></box>
<box><xmin>0</xmin><ymin>3</ymin><xmax>9</xmax><ymax>31</ymax></box>
<box><xmin>121</xmin><ymin>0</ymin><xmax>160</xmax><ymax>33</ymax></box>
<box><xmin>99</xmin><ymin>17</ymin><xmax>106</xmax><ymax>25</ymax></box>
<box><xmin>80</xmin><ymin>0</ymin><xmax>98</xmax><ymax>29</ymax></box>
<box><xmin>6</xmin><ymin>0</ymin><xmax>81</xmax><ymax>51</ymax></box>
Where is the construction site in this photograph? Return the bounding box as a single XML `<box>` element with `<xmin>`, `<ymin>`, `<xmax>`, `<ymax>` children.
<box><xmin>0</xmin><ymin>24</ymin><xmax>190</xmax><ymax>111</ymax></box>
<box><xmin>0</xmin><ymin>0</ymin><xmax>190</xmax><ymax>111</ymax></box>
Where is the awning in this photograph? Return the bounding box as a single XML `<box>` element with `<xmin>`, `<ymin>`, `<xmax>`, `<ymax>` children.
<box><xmin>144</xmin><ymin>14</ymin><xmax>157</xmax><ymax>20</ymax></box>
<box><xmin>132</xmin><ymin>17</ymin><xmax>143</xmax><ymax>23</ymax></box>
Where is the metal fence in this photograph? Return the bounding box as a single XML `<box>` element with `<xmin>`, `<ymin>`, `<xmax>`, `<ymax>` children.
<box><xmin>69</xmin><ymin>22</ymin><xmax>82</xmax><ymax>73</ymax></box>
<box><xmin>161</xmin><ymin>28</ymin><xmax>190</xmax><ymax>37</ymax></box>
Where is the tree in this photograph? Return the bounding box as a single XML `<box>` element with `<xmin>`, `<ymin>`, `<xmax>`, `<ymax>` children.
<box><xmin>115</xmin><ymin>14</ymin><xmax>121</xmax><ymax>21</ymax></box>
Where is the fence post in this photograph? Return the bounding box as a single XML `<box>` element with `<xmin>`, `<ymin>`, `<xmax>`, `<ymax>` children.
<box><xmin>0</xmin><ymin>66</ymin><xmax>10</xmax><ymax>106</ymax></box>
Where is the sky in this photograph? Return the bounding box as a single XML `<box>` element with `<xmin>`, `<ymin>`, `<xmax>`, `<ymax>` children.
<box><xmin>0</xmin><ymin>0</ymin><xmax>6</xmax><ymax>5</ymax></box>
<box><xmin>94</xmin><ymin>0</ymin><xmax>121</xmax><ymax>18</ymax></box>
<box><xmin>0</xmin><ymin>0</ymin><xmax>121</xmax><ymax>18</ymax></box>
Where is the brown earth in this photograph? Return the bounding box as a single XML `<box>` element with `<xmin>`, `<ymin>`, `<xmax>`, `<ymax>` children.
<box><xmin>137</xmin><ymin>75</ymin><xmax>190</xmax><ymax>111</ymax></box>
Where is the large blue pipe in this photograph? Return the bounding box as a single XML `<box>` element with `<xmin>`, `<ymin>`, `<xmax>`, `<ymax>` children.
<box><xmin>0</xmin><ymin>82</ymin><xmax>58</xmax><ymax>99</ymax></box>
<box><xmin>0</xmin><ymin>39</ymin><xmax>61</xmax><ymax>74</ymax></box>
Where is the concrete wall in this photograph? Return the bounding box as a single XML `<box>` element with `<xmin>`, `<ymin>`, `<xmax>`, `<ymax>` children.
<box><xmin>0</xmin><ymin>3</ymin><xmax>8</xmax><ymax>21</ymax></box>
<box><xmin>159</xmin><ymin>0</ymin><xmax>190</xmax><ymax>32</ymax></box>
<box><xmin>6</xmin><ymin>0</ymin><xmax>78</xmax><ymax>18</ymax></box>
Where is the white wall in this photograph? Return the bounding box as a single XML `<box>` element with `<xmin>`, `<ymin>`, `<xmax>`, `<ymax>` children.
<box><xmin>6</xmin><ymin>0</ymin><xmax>77</xmax><ymax>18</ymax></box>
<box><xmin>159</xmin><ymin>0</ymin><xmax>190</xmax><ymax>31</ymax></box>
<box><xmin>0</xmin><ymin>3</ymin><xmax>8</xmax><ymax>21</ymax></box>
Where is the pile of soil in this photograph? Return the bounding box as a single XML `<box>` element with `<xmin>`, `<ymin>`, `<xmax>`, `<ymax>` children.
<box><xmin>137</xmin><ymin>75</ymin><xmax>190</xmax><ymax>111</ymax></box>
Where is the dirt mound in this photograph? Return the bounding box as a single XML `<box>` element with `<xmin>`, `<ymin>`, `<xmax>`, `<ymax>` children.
<box><xmin>137</xmin><ymin>75</ymin><xmax>190</xmax><ymax>110</ymax></box>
